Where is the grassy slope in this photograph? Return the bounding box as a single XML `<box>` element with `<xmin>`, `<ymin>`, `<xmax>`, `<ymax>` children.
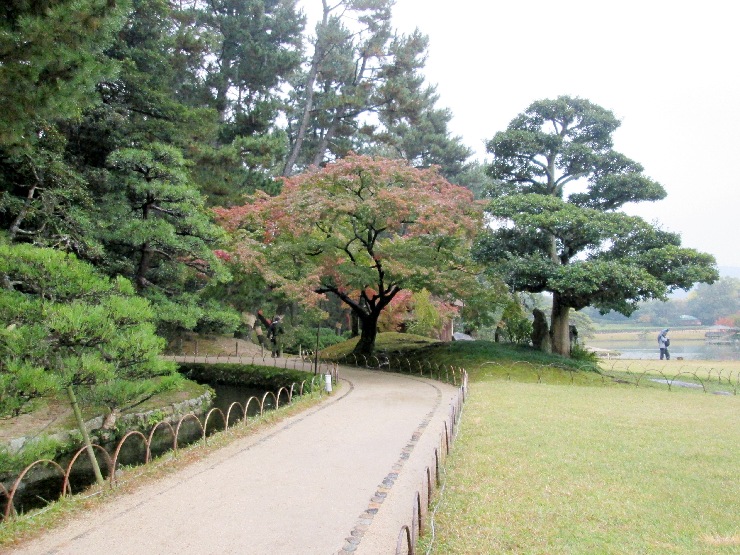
<box><xmin>322</xmin><ymin>332</ymin><xmax>604</xmax><ymax>384</ymax></box>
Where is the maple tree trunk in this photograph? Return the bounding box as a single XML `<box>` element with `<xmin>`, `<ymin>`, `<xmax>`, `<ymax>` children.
<box><xmin>353</xmin><ymin>313</ymin><xmax>378</xmax><ymax>356</ymax></box>
<box><xmin>350</xmin><ymin>312</ymin><xmax>359</xmax><ymax>337</ymax></box>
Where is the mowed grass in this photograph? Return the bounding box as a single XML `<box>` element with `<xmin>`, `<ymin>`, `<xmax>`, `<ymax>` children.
<box><xmin>421</xmin><ymin>382</ymin><xmax>739</xmax><ymax>554</ymax></box>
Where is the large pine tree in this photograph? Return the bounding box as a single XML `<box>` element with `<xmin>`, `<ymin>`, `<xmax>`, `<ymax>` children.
<box><xmin>475</xmin><ymin>96</ymin><xmax>718</xmax><ymax>356</ymax></box>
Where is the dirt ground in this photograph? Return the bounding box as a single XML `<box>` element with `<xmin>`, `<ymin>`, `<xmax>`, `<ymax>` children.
<box><xmin>0</xmin><ymin>401</ymin><xmax>72</xmax><ymax>444</ymax></box>
<box><xmin>169</xmin><ymin>334</ymin><xmax>267</xmax><ymax>357</ymax></box>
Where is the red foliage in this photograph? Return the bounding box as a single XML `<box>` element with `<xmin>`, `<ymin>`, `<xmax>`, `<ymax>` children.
<box><xmin>214</xmin><ymin>154</ymin><xmax>483</xmax><ymax>308</ymax></box>
<box><xmin>715</xmin><ymin>316</ymin><xmax>740</xmax><ymax>327</ymax></box>
<box><xmin>378</xmin><ymin>289</ymin><xmax>413</xmax><ymax>331</ymax></box>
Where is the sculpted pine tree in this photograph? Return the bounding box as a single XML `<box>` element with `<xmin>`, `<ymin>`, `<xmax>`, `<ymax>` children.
<box><xmin>475</xmin><ymin>96</ymin><xmax>718</xmax><ymax>356</ymax></box>
<box><xmin>103</xmin><ymin>143</ymin><xmax>235</xmax><ymax>335</ymax></box>
<box><xmin>216</xmin><ymin>154</ymin><xmax>482</xmax><ymax>354</ymax></box>
<box><xmin>0</xmin><ymin>243</ymin><xmax>176</xmax><ymax>485</ymax></box>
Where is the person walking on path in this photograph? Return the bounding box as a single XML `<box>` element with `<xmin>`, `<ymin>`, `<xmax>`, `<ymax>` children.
<box><xmin>257</xmin><ymin>309</ymin><xmax>284</xmax><ymax>358</ymax></box>
<box><xmin>658</xmin><ymin>328</ymin><xmax>670</xmax><ymax>360</ymax></box>
<box><xmin>267</xmin><ymin>316</ymin><xmax>284</xmax><ymax>357</ymax></box>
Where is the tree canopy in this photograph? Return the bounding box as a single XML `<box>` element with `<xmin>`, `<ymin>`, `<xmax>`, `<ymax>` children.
<box><xmin>686</xmin><ymin>277</ymin><xmax>740</xmax><ymax>326</ymax></box>
<box><xmin>0</xmin><ymin>0</ymin><xmax>127</xmax><ymax>147</ymax></box>
<box><xmin>475</xmin><ymin>96</ymin><xmax>718</xmax><ymax>356</ymax></box>
<box><xmin>0</xmin><ymin>3</ymin><xmax>724</xmax><ymax>374</ymax></box>
<box><xmin>1</xmin><ymin>0</ymin><xmax>469</xmax><ymax>340</ymax></box>
<box><xmin>216</xmin><ymin>154</ymin><xmax>483</xmax><ymax>354</ymax></box>
<box><xmin>282</xmin><ymin>0</ymin><xmax>470</xmax><ymax>179</ymax></box>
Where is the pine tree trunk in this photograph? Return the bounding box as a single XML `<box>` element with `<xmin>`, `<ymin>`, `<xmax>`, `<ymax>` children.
<box><xmin>8</xmin><ymin>183</ymin><xmax>37</xmax><ymax>242</ymax></box>
<box><xmin>66</xmin><ymin>385</ymin><xmax>105</xmax><ymax>486</ymax></box>
<box><xmin>550</xmin><ymin>292</ymin><xmax>571</xmax><ymax>357</ymax></box>
<box><xmin>214</xmin><ymin>59</ymin><xmax>231</xmax><ymax>123</ymax></box>
<box><xmin>282</xmin><ymin>1</ymin><xmax>330</xmax><ymax>176</ymax></box>
<box><xmin>312</xmin><ymin>114</ymin><xmax>341</xmax><ymax>167</ymax></box>
<box><xmin>135</xmin><ymin>197</ymin><xmax>153</xmax><ymax>291</ymax></box>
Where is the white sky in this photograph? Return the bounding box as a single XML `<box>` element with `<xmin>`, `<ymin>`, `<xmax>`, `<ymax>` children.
<box><xmin>299</xmin><ymin>0</ymin><xmax>740</xmax><ymax>269</ymax></box>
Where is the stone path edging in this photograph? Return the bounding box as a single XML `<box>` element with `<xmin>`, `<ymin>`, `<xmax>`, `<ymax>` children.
<box><xmin>337</xmin><ymin>377</ymin><xmax>444</xmax><ymax>554</ymax></box>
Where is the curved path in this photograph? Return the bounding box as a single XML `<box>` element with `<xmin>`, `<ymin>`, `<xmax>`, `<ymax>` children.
<box><xmin>10</xmin><ymin>367</ymin><xmax>460</xmax><ymax>555</ymax></box>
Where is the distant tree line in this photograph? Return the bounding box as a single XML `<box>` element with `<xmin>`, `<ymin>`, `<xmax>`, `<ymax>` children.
<box><xmin>585</xmin><ymin>277</ymin><xmax>740</xmax><ymax>328</ymax></box>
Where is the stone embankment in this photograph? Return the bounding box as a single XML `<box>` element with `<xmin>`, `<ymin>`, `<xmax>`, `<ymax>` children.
<box><xmin>2</xmin><ymin>391</ymin><xmax>213</xmax><ymax>458</ymax></box>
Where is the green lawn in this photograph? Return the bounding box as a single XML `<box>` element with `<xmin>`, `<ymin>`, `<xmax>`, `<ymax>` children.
<box><xmin>323</xmin><ymin>333</ymin><xmax>739</xmax><ymax>553</ymax></box>
<box><xmin>420</xmin><ymin>381</ymin><xmax>739</xmax><ymax>554</ymax></box>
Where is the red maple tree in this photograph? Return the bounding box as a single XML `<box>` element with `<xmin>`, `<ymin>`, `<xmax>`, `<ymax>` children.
<box><xmin>215</xmin><ymin>154</ymin><xmax>483</xmax><ymax>354</ymax></box>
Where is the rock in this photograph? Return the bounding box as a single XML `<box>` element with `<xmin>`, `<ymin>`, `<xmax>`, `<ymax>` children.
<box><xmin>8</xmin><ymin>436</ymin><xmax>26</xmax><ymax>455</ymax></box>
<box><xmin>531</xmin><ymin>308</ymin><xmax>551</xmax><ymax>353</ymax></box>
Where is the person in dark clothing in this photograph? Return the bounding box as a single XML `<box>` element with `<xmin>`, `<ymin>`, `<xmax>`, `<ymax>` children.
<box><xmin>658</xmin><ymin>328</ymin><xmax>670</xmax><ymax>360</ymax></box>
<box><xmin>256</xmin><ymin>309</ymin><xmax>285</xmax><ymax>358</ymax></box>
<box><xmin>267</xmin><ymin>316</ymin><xmax>284</xmax><ymax>358</ymax></box>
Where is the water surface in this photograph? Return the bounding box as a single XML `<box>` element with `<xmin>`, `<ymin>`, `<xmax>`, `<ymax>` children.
<box><xmin>588</xmin><ymin>339</ymin><xmax>739</xmax><ymax>361</ymax></box>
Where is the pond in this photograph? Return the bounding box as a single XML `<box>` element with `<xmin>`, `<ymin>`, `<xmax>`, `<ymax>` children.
<box><xmin>588</xmin><ymin>339</ymin><xmax>740</xmax><ymax>361</ymax></box>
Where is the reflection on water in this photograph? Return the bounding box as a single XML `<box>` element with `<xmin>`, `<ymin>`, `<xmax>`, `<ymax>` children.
<box><xmin>589</xmin><ymin>339</ymin><xmax>740</xmax><ymax>361</ymax></box>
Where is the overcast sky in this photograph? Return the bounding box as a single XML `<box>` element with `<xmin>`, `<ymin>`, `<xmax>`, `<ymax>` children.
<box><xmin>300</xmin><ymin>1</ymin><xmax>740</xmax><ymax>270</ymax></box>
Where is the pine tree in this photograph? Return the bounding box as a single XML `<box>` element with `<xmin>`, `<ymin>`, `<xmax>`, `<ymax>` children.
<box><xmin>178</xmin><ymin>0</ymin><xmax>305</xmax><ymax>203</ymax></box>
<box><xmin>0</xmin><ymin>241</ymin><xmax>176</xmax><ymax>485</ymax></box>
<box><xmin>0</xmin><ymin>0</ymin><xmax>128</xmax><ymax>251</ymax></box>
<box><xmin>476</xmin><ymin>96</ymin><xmax>718</xmax><ymax>356</ymax></box>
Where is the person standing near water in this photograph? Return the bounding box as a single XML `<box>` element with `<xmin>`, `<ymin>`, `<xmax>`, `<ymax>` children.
<box><xmin>658</xmin><ymin>328</ymin><xmax>670</xmax><ymax>360</ymax></box>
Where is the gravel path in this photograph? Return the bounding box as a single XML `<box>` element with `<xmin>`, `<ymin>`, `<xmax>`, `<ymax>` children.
<box><xmin>10</xmin><ymin>367</ymin><xmax>460</xmax><ymax>555</ymax></box>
